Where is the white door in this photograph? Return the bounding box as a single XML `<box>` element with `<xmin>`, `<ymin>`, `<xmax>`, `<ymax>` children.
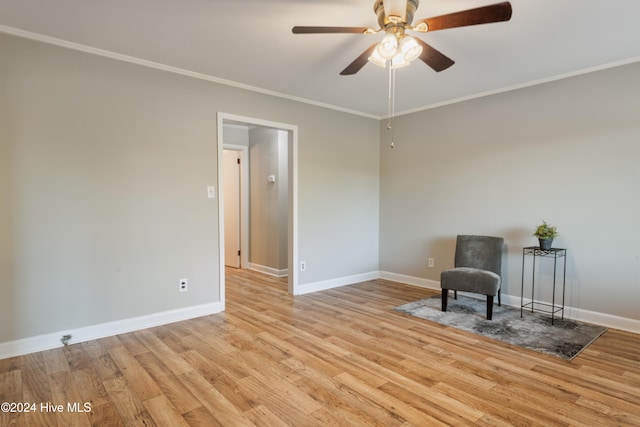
<box><xmin>223</xmin><ymin>149</ymin><xmax>241</xmax><ymax>268</ymax></box>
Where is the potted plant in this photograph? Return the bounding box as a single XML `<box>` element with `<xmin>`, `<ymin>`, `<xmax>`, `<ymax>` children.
<box><xmin>533</xmin><ymin>221</ymin><xmax>558</xmax><ymax>250</ymax></box>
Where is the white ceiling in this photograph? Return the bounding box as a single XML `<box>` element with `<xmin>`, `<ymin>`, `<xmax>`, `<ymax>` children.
<box><xmin>2</xmin><ymin>0</ymin><xmax>640</xmax><ymax>118</ymax></box>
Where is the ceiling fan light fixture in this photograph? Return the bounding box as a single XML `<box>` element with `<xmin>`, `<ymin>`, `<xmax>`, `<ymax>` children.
<box><xmin>391</xmin><ymin>52</ymin><xmax>410</xmax><ymax>69</ymax></box>
<box><xmin>399</xmin><ymin>35</ymin><xmax>422</xmax><ymax>62</ymax></box>
<box><xmin>368</xmin><ymin>49</ymin><xmax>388</xmax><ymax>67</ymax></box>
<box><xmin>377</xmin><ymin>32</ymin><xmax>399</xmax><ymax>59</ymax></box>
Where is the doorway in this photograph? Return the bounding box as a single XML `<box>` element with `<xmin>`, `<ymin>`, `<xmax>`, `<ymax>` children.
<box><xmin>217</xmin><ymin>113</ymin><xmax>298</xmax><ymax>307</ymax></box>
<box><xmin>222</xmin><ymin>148</ymin><xmax>244</xmax><ymax>269</ymax></box>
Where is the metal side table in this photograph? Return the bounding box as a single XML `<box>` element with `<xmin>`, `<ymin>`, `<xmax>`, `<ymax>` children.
<box><xmin>520</xmin><ymin>246</ymin><xmax>567</xmax><ymax>325</ymax></box>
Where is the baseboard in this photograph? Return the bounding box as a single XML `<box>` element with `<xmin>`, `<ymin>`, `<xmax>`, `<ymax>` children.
<box><xmin>4</xmin><ymin>271</ymin><xmax>638</xmax><ymax>359</ymax></box>
<box><xmin>0</xmin><ymin>301</ymin><xmax>223</xmax><ymax>359</ymax></box>
<box><xmin>380</xmin><ymin>271</ymin><xmax>640</xmax><ymax>335</ymax></box>
<box><xmin>378</xmin><ymin>271</ymin><xmax>441</xmax><ymax>290</ymax></box>
<box><xmin>248</xmin><ymin>263</ymin><xmax>288</xmax><ymax>278</ymax></box>
<box><xmin>296</xmin><ymin>271</ymin><xmax>379</xmax><ymax>295</ymax></box>
<box><xmin>522</xmin><ymin>299</ymin><xmax>640</xmax><ymax>335</ymax></box>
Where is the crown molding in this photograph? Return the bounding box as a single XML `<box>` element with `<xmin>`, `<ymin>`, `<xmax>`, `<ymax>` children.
<box><xmin>0</xmin><ymin>25</ymin><xmax>379</xmax><ymax>120</ymax></box>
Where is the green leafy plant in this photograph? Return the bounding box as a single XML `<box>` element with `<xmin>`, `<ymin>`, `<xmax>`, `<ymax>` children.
<box><xmin>533</xmin><ymin>221</ymin><xmax>558</xmax><ymax>240</ymax></box>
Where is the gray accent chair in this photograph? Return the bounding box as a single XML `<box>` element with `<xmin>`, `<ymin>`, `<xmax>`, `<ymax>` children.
<box><xmin>440</xmin><ymin>235</ymin><xmax>504</xmax><ymax>320</ymax></box>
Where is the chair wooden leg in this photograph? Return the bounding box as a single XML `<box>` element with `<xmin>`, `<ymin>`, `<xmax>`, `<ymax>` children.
<box><xmin>498</xmin><ymin>289</ymin><xmax>501</xmax><ymax>306</ymax></box>
<box><xmin>442</xmin><ymin>289</ymin><xmax>448</xmax><ymax>312</ymax></box>
<box><xmin>454</xmin><ymin>290</ymin><xmax>457</xmax><ymax>299</ymax></box>
<box><xmin>487</xmin><ymin>295</ymin><xmax>494</xmax><ymax>320</ymax></box>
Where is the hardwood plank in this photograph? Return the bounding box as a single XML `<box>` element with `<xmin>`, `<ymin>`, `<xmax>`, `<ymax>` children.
<box><xmin>143</xmin><ymin>395</ymin><xmax>190</xmax><ymax>427</ymax></box>
<box><xmin>335</xmin><ymin>372</ymin><xmax>448</xmax><ymax>426</ymax></box>
<box><xmin>0</xmin><ymin>369</ymin><xmax>22</xmax><ymax>427</ymax></box>
<box><xmin>181</xmin><ymin>405</ymin><xmax>224</xmax><ymax>427</ymax></box>
<box><xmin>292</xmin><ymin>376</ymin><xmax>390</xmax><ymax>427</ymax></box>
<box><xmin>19</xmin><ymin>353</ymin><xmax>55</xmax><ymax>427</ymax></box>
<box><xmin>0</xmin><ymin>356</ymin><xmax>20</xmax><ymax>374</ymax></box>
<box><xmin>574</xmin><ymin>396</ymin><xmax>640</xmax><ymax>426</ymax></box>
<box><xmin>86</xmin><ymin>402</ymin><xmax>124</xmax><ymax>427</ymax></box>
<box><xmin>48</xmin><ymin>370</ymin><xmax>92</xmax><ymax>427</ymax></box>
<box><xmin>135</xmin><ymin>352</ymin><xmax>201</xmax><ymax>415</ymax></box>
<box><xmin>103</xmin><ymin>376</ymin><xmax>157</xmax><ymax>426</ymax></box>
<box><xmin>133</xmin><ymin>330</ymin><xmax>193</xmax><ymax>376</ymax></box>
<box><xmin>177</xmin><ymin>369</ymin><xmax>255</xmax><ymax>426</ymax></box>
<box><xmin>69</xmin><ymin>367</ymin><xmax>112</xmax><ymax>411</ymax></box>
<box><xmin>0</xmin><ymin>268</ymin><xmax>638</xmax><ymax>426</ymax></box>
<box><xmin>82</xmin><ymin>341</ymin><xmax>122</xmax><ymax>384</ymax></box>
<box><xmin>116</xmin><ymin>333</ymin><xmax>149</xmax><ymax>357</ymax></box>
<box><xmin>0</xmin><ymin>369</ymin><xmax>22</xmax><ymax>402</ymax></box>
<box><xmin>378</xmin><ymin>381</ymin><xmax>481</xmax><ymax>426</ymax></box>
<box><xmin>107</xmin><ymin>346</ymin><xmax>163</xmax><ymax>402</ymax></box>
<box><xmin>243</xmin><ymin>405</ymin><xmax>291</xmax><ymax>427</ymax></box>
<box><xmin>42</xmin><ymin>348</ymin><xmax>68</xmax><ymax>375</ymax></box>
<box><xmin>257</xmin><ymin>331</ymin><xmax>344</xmax><ymax>378</ymax></box>
<box><xmin>287</xmin><ymin>360</ymin><xmax>406</xmax><ymax>427</ymax></box>
<box><xmin>62</xmin><ymin>343</ymin><xmax>93</xmax><ymax>371</ymax></box>
<box><xmin>432</xmin><ymin>382</ymin><xmax>561</xmax><ymax>427</ymax></box>
<box><xmin>235</xmin><ymin>375</ymin><xmax>323</xmax><ymax>426</ymax></box>
<box><xmin>179</xmin><ymin>349</ymin><xmax>228</xmax><ymax>386</ymax></box>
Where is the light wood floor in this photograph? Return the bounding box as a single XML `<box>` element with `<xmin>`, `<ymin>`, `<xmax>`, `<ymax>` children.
<box><xmin>1</xmin><ymin>268</ymin><xmax>639</xmax><ymax>426</ymax></box>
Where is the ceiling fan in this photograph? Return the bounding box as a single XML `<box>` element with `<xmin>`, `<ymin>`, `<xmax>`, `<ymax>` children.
<box><xmin>292</xmin><ymin>0</ymin><xmax>512</xmax><ymax>75</ymax></box>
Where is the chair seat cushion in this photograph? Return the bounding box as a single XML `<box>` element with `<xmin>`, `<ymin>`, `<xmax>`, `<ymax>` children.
<box><xmin>441</xmin><ymin>267</ymin><xmax>501</xmax><ymax>295</ymax></box>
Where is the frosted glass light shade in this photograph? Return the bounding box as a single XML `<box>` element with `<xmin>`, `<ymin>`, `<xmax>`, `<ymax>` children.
<box><xmin>400</xmin><ymin>36</ymin><xmax>422</xmax><ymax>62</ymax></box>
<box><xmin>391</xmin><ymin>52</ymin><xmax>410</xmax><ymax>69</ymax></box>
<box><xmin>377</xmin><ymin>33</ymin><xmax>398</xmax><ymax>60</ymax></box>
<box><xmin>368</xmin><ymin>48</ymin><xmax>388</xmax><ymax>67</ymax></box>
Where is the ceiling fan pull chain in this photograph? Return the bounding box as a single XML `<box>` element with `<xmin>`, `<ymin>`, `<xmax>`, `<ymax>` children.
<box><xmin>388</xmin><ymin>65</ymin><xmax>396</xmax><ymax>148</ymax></box>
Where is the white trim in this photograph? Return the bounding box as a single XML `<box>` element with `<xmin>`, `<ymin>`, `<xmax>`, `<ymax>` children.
<box><xmin>248</xmin><ymin>263</ymin><xmax>289</xmax><ymax>278</ymax></box>
<box><xmin>378</xmin><ymin>271</ymin><xmax>441</xmax><ymax>290</ymax></box>
<box><xmin>296</xmin><ymin>271</ymin><xmax>379</xmax><ymax>295</ymax></box>
<box><xmin>380</xmin><ymin>271</ymin><xmax>640</xmax><ymax>334</ymax></box>
<box><xmin>0</xmin><ymin>25</ymin><xmax>377</xmax><ymax>120</ymax></box>
<box><xmin>515</xmin><ymin>295</ymin><xmax>640</xmax><ymax>335</ymax></box>
<box><xmin>288</xmin><ymin>127</ymin><xmax>299</xmax><ymax>295</ymax></box>
<box><xmin>0</xmin><ymin>302</ymin><xmax>223</xmax><ymax>359</ymax></box>
<box><xmin>216</xmin><ymin>117</ymin><xmax>227</xmax><ymax>310</ymax></box>
<box><xmin>5</xmin><ymin>24</ymin><xmax>639</xmax><ymax>121</ymax></box>
<box><xmin>217</xmin><ymin>113</ymin><xmax>299</xmax><ymax>298</ymax></box>
<box><xmin>3</xmin><ymin>271</ymin><xmax>639</xmax><ymax>358</ymax></box>
<box><xmin>392</xmin><ymin>56</ymin><xmax>640</xmax><ymax>118</ymax></box>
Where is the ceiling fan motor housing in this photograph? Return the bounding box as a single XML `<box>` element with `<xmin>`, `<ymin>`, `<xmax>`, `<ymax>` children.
<box><xmin>375</xmin><ymin>0</ymin><xmax>419</xmax><ymax>27</ymax></box>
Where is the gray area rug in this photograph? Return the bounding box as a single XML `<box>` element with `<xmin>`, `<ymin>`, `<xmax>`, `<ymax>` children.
<box><xmin>394</xmin><ymin>295</ymin><xmax>607</xmax><ymax>360</ymax></box>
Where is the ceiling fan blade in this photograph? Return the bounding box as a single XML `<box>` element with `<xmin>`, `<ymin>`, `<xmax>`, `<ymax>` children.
<box><xmin>414</xmin><ymin>2</ymin><xmax>512</xmax><ymax>32</ymax></box>
<box><xmin>340</xmin><ymin>43</ymin><xmax>379</xmax><ymax>75</ymax></box>
<box><xmin>415</xmin><ymin>38</ymin><xmax>455</xmax><ymax>72</ymax></box>
<box><xmin>292</xmin><ymin>26</ymin><xmax>372</xmax><ymax>34</ymax></box>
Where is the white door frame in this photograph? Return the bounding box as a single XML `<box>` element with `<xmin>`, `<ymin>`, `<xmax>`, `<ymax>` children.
<box><xmin>217</xmin><ymin>112</ymin><xmax>299</xmax><ymax>308</ymax></box>
<box><xmin>222</xmin><ymin>144</ymin><xmax>249</xmax><ymax>270</ymax></box>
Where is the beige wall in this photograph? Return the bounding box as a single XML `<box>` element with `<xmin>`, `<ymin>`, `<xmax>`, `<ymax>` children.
<box><xmin>0</xmin><ymin>32</ymin><xmax>380</xmax><ymax>345</ymax></box>
<box><xmin>379</xmin><ymin>61</ymin><xmax>640</xmax><ymax>321</ymax></box>
<box><xmin>5</xmin><ymin>25</ymin><xmax>636</xmax><ymax>349</ymax></box>
<box><xmin>249</xmin><ymin>127</ymin><xmax>288</xmax><ymax>272</ymax></box>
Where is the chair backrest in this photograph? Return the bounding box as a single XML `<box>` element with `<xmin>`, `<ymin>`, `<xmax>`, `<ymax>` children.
<box><xmin>454</xmin><ymin>235</ymin><xmax>504</xmax><ymax>276</ymax></box>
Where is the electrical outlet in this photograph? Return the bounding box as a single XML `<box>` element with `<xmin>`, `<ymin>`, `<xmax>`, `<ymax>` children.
<box><xmin>300</xmin><ymin>261</ymin><xmax>306</xmax><ymax>271</ymax></box>
<box><xmin>179</xmin><ymin>278</ymin><xmax>188</xmax><ymax>292</ymax></box>
<box><xmin>428</xmin><ymin>258</ymin><xmax>435</xmax><ymax>268</ymax></box>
